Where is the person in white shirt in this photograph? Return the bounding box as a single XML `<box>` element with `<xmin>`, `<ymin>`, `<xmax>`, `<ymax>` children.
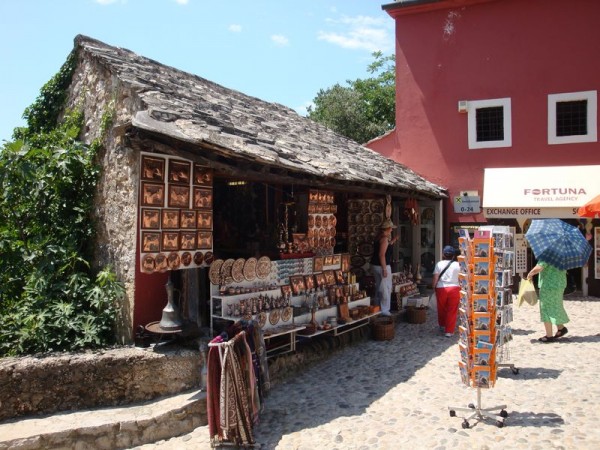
<box><xmin>432</xmin><ymin>246</ymin><xmax>461</xmax><ymax>337</ymax></box>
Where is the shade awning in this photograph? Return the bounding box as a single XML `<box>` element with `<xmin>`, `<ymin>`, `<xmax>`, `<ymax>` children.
<box><xmin>483</xmin><ymin>165</ymin><xmax>600</xmax><ymax>219</ymax></box>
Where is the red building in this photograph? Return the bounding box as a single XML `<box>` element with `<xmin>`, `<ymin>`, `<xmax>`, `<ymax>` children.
<box><xmin>369</xmin><ymin>0</ymin><xmax>600</xmax><ymax>294</ymax></box>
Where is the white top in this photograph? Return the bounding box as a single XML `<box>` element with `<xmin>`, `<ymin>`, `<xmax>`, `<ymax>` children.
<box><xmin>433</xmin><ymin>260</ymin><xmax>460</xmax><ymax>288</ymax></box>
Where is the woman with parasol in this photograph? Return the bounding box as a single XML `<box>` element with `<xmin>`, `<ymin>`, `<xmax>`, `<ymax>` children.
<box><xmin>525</xmin><ymin>219</ymin><xmax>592</xmax><ymax>343</ymax></box>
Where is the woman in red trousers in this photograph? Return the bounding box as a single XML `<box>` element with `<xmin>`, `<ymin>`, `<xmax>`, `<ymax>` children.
<box><xmin>432</xmin><ymin>246</ymin><xmax>461</xmax><ymax>337</ymax></box>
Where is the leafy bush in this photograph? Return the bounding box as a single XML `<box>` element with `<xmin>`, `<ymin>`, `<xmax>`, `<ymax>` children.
<box><xmin>0</xmin><ymin>54</ymin><xmax>124</xmax><ymax>356</ymax></box>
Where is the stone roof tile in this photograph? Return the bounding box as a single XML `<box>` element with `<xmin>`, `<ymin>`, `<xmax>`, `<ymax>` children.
<box><xmin>74</xmin><ymin>34</ymin><xmax>446</xmax><ymax>198</ymax></box>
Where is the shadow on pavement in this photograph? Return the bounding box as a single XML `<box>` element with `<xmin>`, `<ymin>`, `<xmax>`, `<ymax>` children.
<box><xmin>255</xmin><ymin>311</ymin><xmax>456</xmax><ymax>446</ymax></box>
<box><xmin>504</xmin><ymin>411</ymin><xmax>565</xmax><ymax>427</ymax></box>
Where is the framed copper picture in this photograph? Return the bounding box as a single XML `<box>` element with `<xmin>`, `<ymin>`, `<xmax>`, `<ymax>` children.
<box><xmin>197</xmin><ymin>211</ymin><xmax>213</xmax><ymax>230</ymax></box>
<box><xmin>180</xmin><ymin>231</ymin><xmax>197</xmax><ymax>250</ymax></box>
<box><xmin>141</xmin><ymin>155</ymin><xmax>165</xmax><ymax>182</ymax></box>
<box><xmin>315</xmin><ymin>272</ymin><xmax>326</xmax><ymax>287</ymax></box>
<box><xmin>193</xmin><ymin>164</ymin><xmax>213</xmax><ymax>186</ymax></box>
<box><xmin>193</xmin><ymin>187</ymin><xmax>213</xmax><ymax>209</ymax></box>
<box><xmin>324</xmin><ymin>270</ymin><xmax>336</xmax><ymax>286</ymax></box>
<box><xmin>313</xmin><ymin>256</ymin><xmax>324</xmax><ymax>272</ymax></box>
<box><xmin>180</xmin><ymin>210</ymin><xmax>197</xmax><ymax>229</ymax></box>
<box><xmin>290</xmin><ymin>275</ymin><xmax>305</xmax><ymax>295</ymax></box>
<box><xmin>281</xmin><ymin>284</ymin><xmax>291</xmax><ymax>297</ymax></box>
<box><xmin>341</xmin><ymin>253</ymin><xmax>350</xmax><ymax>272</ymax></box>
<box><xmin>168</xmin><ymin>159</ymin><xmax>191</xmax><ymax>184</ymax></box>
<box><xmin>141</xmin><ymin>208</ymin><xmax>160</xmax><ymax>229</ymax></box>
<box><xmin>324</xmin><ymin>255</ymin><xmax>334</xmax><ymax>266</ymax></box>
<box><xmin>332</xmin><ymin>254</ymin><xmax>341</xmax><ymax>267</ymax></box>
<box><xmin>162</xmin><ymin>231</ymin><xmax>180</xmax><ymax>252</ymax></box>
<box><xmin>197</xmin><ymin>231</ymin><xmax>213</xmax><ymax>249</ymax></box>
<box><xmin>161</xmin><ymin>209</ymin><xmax>180</xmax><ymax>229</ymax></box>
<box><xmin>168</xmin><ymin>185</ymin><xmax>190</xmax><ymax>208</ymax></box>
<box><xmin>141</xmin><ymin>231</ymin><xmax>161</xmax><ymax>253</ymax></box>
<box><xmin>304</xmin><ymin>275</ymin><xmax>315</xmax><ymax>291</ymax></box>
<box><xmin>141</xmin><ymin>182</ymin><xmax>165</xmax><ymax>207</ymax></box>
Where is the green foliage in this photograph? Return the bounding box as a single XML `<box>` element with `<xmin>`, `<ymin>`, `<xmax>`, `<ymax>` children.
<box><xmin>14</xmin><ymin>50</ymin><xmax>78</xmax><ymax>141</ymax></box>
<box><xmin>0</xmin><ymin>81</ymin><xmax>124</xmax><ymax>355</ymax></box>
<box><xmin>308</xmin><ymin>52</ymin><xmax>396</xmax><ymax>144</ymax></box>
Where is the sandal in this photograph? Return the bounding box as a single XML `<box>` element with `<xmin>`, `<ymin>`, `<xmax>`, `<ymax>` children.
<box><xmin>554</xmin><ymin>327</ymin><xmax>568</xmax><ymax>338</ymax></box>
<box><xmin>538</xmin><ymin>336</ymin><xmax>555</xmax><ymax>343</ymax></box>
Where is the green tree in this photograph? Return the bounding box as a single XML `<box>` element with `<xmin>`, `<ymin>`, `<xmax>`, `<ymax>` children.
<box><xmin>0</xmin><ymin>54</ymin><xmax>124</xmax><ymax>356</ymax></box>
<box><xmin>308</xmin><ymin>51</ymin><xmax>395</xmax><ymax>144</ymax></box>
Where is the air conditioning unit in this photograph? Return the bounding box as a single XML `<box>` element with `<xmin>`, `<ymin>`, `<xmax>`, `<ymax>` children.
<box><xmin>458</xmin><ymin>100</ymin><xmax>469</xmax><ymax>113</ymax></box>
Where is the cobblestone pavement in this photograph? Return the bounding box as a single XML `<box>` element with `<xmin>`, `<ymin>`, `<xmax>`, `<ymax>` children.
<box><xmin>135</xmin><ymin>295</ymin><xmax>600</xmax><ymax>450</ymax></box>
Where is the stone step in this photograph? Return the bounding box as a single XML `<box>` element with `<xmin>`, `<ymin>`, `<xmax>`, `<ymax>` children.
<box><xmin>0</xmin><ymin>389</ymin><xmax>207</xmax><ymax>450</ymax></box>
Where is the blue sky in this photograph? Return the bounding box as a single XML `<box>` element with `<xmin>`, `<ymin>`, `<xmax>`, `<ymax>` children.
<box><xmin>0</xmin><ymin>0</ymin><xmax>394</xmax><ymax>143</ymax></box>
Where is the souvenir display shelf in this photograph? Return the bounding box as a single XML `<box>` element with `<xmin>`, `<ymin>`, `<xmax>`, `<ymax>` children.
<box><xmin>448</xmin><ymin>226</ymin><xmax>515</xmax><ymax>429</ymax></box>
<box><xmin>419</xmin><ymin>206</ymin><xmax>436</xmax><ymax>281</ymax></box>
<box><xmin>210</xmin><ymin>254</ymin><xmax>375</xmax><ymax>358</ymax></box>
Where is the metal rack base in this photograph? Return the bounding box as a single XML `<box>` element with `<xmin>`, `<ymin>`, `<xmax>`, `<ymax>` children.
<box><xmin>448</xmin><ymin>387</ymin><xmax>508</xmax><ymax>428</ymax></box>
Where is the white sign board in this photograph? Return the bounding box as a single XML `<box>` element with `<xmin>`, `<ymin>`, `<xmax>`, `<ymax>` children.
<box><xmin>454</xmin><ymin>195</ymin><xmax>481</xmax><ymax>214</ymax></box>
<box><xmin>483</xmin><ymin>165</ymin><xmax>600</xmax><ymax>219</ymax></box>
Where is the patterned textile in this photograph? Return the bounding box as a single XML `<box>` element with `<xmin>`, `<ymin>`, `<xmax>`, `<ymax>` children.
<box><xmin>206</xmin><ymin>346</ymin><xmax>223</xmax><ymax>442</ymax></box>
<box><xmin>538</xmin><ymin>262</ymin><xmax>569</xmax><ymax>325</ymax></box>
<box><xmin>525</xmin><ymin>219</ymin><xmax>591</xmax><ymax>270</ymax></box>
<box><xmin>220</xmin><ymin>332</ymin><xmax>255</xmax><ymax>446</ymax></box>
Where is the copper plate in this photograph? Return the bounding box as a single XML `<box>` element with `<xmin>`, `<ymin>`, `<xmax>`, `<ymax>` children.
<box><xmin>351</xmin><ymin>255</ymin><xmax>366</xmax><ymax>267</ymax></box>
<box><xmin>281</xmin><ymin>306</ymin><xmax>292</xmax><ymax>322</ymax></box>
<box><xmin>329</xmin><ymin>215</ymin><xmax>337</xmax><ymax>227</ymax></box>
<box><xmin>155</xmin><ymin>253</ymin><xmax>168</xmax><ymax>272</ymax></box>
<box><xmin>359</xmin><ymin>242</ymin><xmax>374</xmax><ymax>256</ymax></box>
<box><xmin>243</xmin><ymin>257</ymin><xmax>257</xmax><ymax>281</ymax></box>
<box><xmin>370</xmin><ymin>201</ymin><xmax>383</xmax><ymax>213</ymax></box>
<box><xmin>167</xmin><ymin>252</ymin><xmax>181</xmax><ymax>270</ymax></box>
<box><xmin>194</xmin><ymin>251</ymin><xmax>204</xmax><ymax>266</ymax></box>
<box><xmin>141</xmin><ymin>255</ymin><xmax>155</xmax><ymax>273</ymax></box>
<box><xmin>371</xmin><ymin>213</ymin><xmax>382</xmax><ymax>225</ymax></box>
<box><xmin>204</xmin><ymin>251</ymin><xmax>214</xmax><ymax>265</ymax></box>
<box><xmin>220</xmin><ymin>258</ymin><xmax>235</xmax><ymax>282</ymax></box>
<box><xmin>256</xmin><ymin>256</ymin><xmax>271</xmax><ymax>279</ymax></box>
<box><xmin>231</xmin><ymin>258</ymin><xmax>246</xmax><ymax>283</ymax></box>
<box><xmin>209</xmin><ymin>259</ymin><xmax>224</xmax><ymax>284</ymax></box>
<box><xmin>269</xmin><ymin>308</ymin><xmax>281</xmax><ymax>325</ymax></box>
<box><xmin>181</xmin><ymin>252</ymin><xmax>192</xmax><ymax>266</ymax></box>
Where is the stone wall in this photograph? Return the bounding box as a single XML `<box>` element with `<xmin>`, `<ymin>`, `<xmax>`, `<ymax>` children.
<box><xmin>0</xmin><ymin>346</ymin><xmax>201</xmax><ymax>422</ymax></box>
<box><xmin>0</xmin><ymin>326</ymin><xmax>371</xmax><ymax>422</ymax></box>
<box><xmin>66</xmin><ymin>52</ymin><xmax>144</xmax><ymax>343</ymax></box>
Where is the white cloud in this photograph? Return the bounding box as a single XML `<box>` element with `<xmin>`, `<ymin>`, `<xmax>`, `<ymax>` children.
<box><xmin>318</xmin><ymin>14</ymin><xmax>393</xmax><ymax>53</ymax></box>
<box><xmin>94</xmin><ymin>0</ymin><xmax>122</xmax><ymax>4</ymax></box>
<box><xmin>271</xmin><ymin>34</ymin><xmax>289</xmax><ymax>47</ymax></box>
<box><xmin>228</xmin><ymin>24</ymin><xmax>242</xmax><ymax>33</ymax></box>
<box><xmin>295</xmin><ymin>101</ymin><xmax>314</xmax><ymax>116</ymax></box>
<box><xmin>174</xmin><ymin>0</ymin><xmax>189</xmax><ymax>4</ymax></box>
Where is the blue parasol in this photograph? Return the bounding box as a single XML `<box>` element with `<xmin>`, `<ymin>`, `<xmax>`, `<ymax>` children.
<box><xmin>524</xmin><ymin>219</ymin><xmax>592</xmax><ymax>270</ymax></box>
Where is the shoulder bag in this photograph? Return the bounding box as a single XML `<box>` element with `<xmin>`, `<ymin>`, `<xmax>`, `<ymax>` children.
<box><xmin>429</xmin><ymin>260</ymin><xmax>453</xmax><ymax>306</ymax></box>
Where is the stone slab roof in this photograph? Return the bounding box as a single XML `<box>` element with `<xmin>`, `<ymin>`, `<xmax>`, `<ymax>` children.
<box><xmin>74</xmin><ymin>35</ymin><xmax>446</xmax><ymax>198</ymax></box>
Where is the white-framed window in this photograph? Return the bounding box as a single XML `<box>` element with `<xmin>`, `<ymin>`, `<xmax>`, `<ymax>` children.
<box><xmin>467</xmin><ymin>98</ymin><xmax>512</xmax><ymax>149</ymax></box>
<box><xmin>548</xmin><ymin>90</ymin><xmax>597</xmax><ymax>144</ymax></box>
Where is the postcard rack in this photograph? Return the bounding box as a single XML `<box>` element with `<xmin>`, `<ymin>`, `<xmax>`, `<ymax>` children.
<box><xmin>448</xmin><ymin>227</ymin><xmax>515</xmax><ymax>428</ymax></box>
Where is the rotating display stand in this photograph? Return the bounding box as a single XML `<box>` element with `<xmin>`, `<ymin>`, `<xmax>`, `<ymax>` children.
<box><xmin>448</xmin><ymin>226</ymin><xmax>515</xmax><ymax>428</ymax></box>
<box><xmin>449</xmin><ymin>387</ymin><xmax>508</xmax><ymax>428</ymax></box>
